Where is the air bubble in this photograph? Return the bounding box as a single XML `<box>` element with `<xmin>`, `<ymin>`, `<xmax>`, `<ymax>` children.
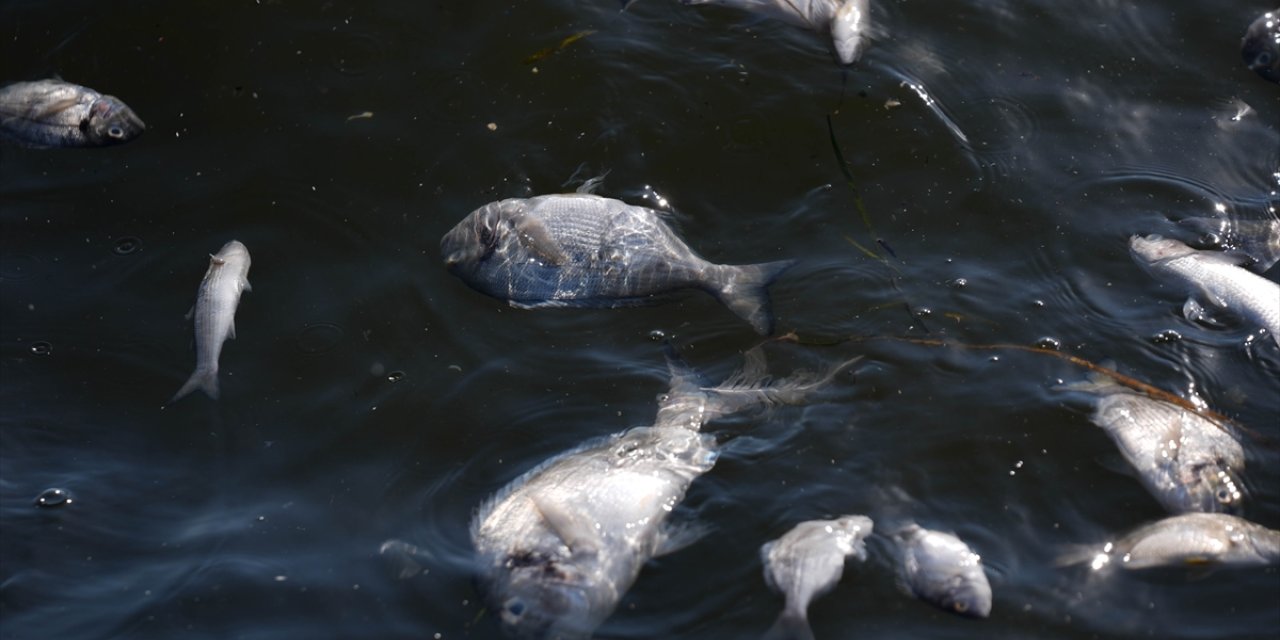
<box><xmin>1150</xmin><ymin>330</ymin><xmax>1182</xmax><ymax>344</ymax></box>
<box><xmin>1034</xmin><ymin>337</ymin><xmax>1061</xmax><ymax>350</ymax></box>
<box><xmin>387</xmin><ymin>371</ymin><xmax>405</xmax><ymax>382</ymax></box>
<box><xmin>113</xmin><ymin>237</ymin><xmax>142</xmax><ymax>255</ymax></box>
<box><xmin>648</xmin><ymin>330</ymin><xmax>666</xmax><ymax>341</ymax></box>
<box><xmin>35</xmin><ymin>488</ymin><xmax>71</xmax><ymax>508</ymax></box>
<box><xmin>30</xmin><ymin>341</ymin><xmax>52</xmax><ymax>356</ymax></box>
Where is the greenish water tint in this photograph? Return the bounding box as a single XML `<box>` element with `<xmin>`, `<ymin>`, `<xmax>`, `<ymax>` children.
<box><xmin>2</xmin><ymin>1</ymin><xmax>1278</xmax><ymax>639</ymax></box>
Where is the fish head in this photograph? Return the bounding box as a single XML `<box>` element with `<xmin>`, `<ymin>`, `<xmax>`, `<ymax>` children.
<box><xmin>83</xmin><ymin>95</ymin><xmax>145</xmax><ymax>145</ymax></box>
<box><xmin>441</xmin><ymin>203</ymin><xmax>509</xmax><ymax>274</ymax></box>
<box><xmin>1129</xmin><ymin>234</ymin><xmax>1196</xmax><ymax>265</ymax></box>
<box><xmin>1241</xmin><ymin>11</ymin><xmax>1279</xmax><ymax>83</ymax></box>
<box><xmin>1180</xmin><ymin>461</ymin><xmax>1246</xmax><ymax>514</ymax></box>
<box><xmin>935</xmin><ymin>571</ymin><xmax>993</xmax><ymax>618</ymax></box>
<box><xmin>487</xmin><ymin>555</ymin><xmax>603</xmax><ymax>639</ymax></box>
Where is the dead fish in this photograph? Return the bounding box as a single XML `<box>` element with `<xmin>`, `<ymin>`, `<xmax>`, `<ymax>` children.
<box><xmin>893</xmin><ymin>524</ymin><xmax>992</xmax><ymax>618</ymax></box>
<box><xmin>1241</xmin><ymin>9</ymin><xmax>1280</xmax><ymax>83</ymax></box>
<box><xmin>1061</xmin><ymin>513</ymin><xmax>1280</xmax><ymax>571</ymax></box>
<box><xmin>0</xmin><ymin>79</ymin><xmax>145</xmax><ymax>148</ymax></box>
<box><xmin>682</xmin><ymin>0</ymin><xmax>872</xmax><ymax>65</ymax></box>
<box><xmin>1130</xmin><ymin>234</ymin><xmax>1280</xmax><ymax>346</ymax></box>
<box><xmin>471</xmin><ymin>346</ymin><xmax>860</xmax><ymax>639</ymax></box>
<box><xmin>1061</xmin><ymin>373</ymin><xmax>1246</xmax><ymax>514</ymax></box>
<box><xmin>760</xmin><ymin>515</ymin><xmax>873</xmax><ymax>640</ymax></box>
<box><xmin>171</xmin><ymin>241</ymin><xmax>252</xmax><ymax>402</ymax></box>
<box><xmin>441</xmin><ymin>192</ymin><xmax>795</xmax><ymax>334</ymax></box>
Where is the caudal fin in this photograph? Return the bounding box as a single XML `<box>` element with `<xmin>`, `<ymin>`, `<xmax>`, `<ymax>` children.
<box><xmin>700</xmin><ymin>346</ymin><xmax>861</xmax><ymax>421</ymax></box>
<box><xmin>713</xmin><ymin>260</ymin><xmax>797</xmax><ymax>335</ymax></box>
<box><xmin>170</xmin><ymin>367</ymin><xmax>220</xmax><ymax>403</ymax></box>
<box><xmin>762</xmin><ymin>609</ymin><xmax>816</xmax><ymax>640</ymax></box>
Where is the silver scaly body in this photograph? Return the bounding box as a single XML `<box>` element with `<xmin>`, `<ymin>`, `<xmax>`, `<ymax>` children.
<box><xmin>471</xmin><ymin>347</ymin><xmax>859</xmax><ymax>639</ymax></box>
<box><xmin>171</xmin><ymin>241</ymin><xmax>252</xmax><ymax>402</ymax></box>
<box><xmin>1076</xmin><ymin>513</ymin><xmax>1280</xmax><ymax>571</ymax></box>
<box><xmin>682</xmin><ymin>0</ymin><xmax>871</xmax><ymax>64</ymax></box>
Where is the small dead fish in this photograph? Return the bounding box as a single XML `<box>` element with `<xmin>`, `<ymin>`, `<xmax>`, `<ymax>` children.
<box><xmin>0</xmin><ymin>79</ymin><xmax>145</xmax><ymax>148</ymax></box>
<box><xmin>894</xmin><ymin>524</ymin><xmax>992</xmax><ymax>618</ymax></box>
<box><xmin>761</xmin><ymin>515</ymin><xmax>873</xmax><ymax>640</ymax></box>
<box><xmin>1130</xmin><ymin>234</ymin><xmax>1280</xmax><ymax>346</ymax></box>
<box><xmin>171</xmin><ymin>241</ymin><xmax>252</xmax><ymax>402</ymax></box>
<box><xmin>1061</xmin><ymin>513</ymin><xmax>1280</xmax><ymax>571</ymax></box>
<box><xmin>441</xmin><ymin>193</ymin><xmax>795</xmax><ymax>334</ymax></box>
<box><xmin>682</xmin><ymin>0</ymin><xmax>872</xmax><ymax>65</ymax></box>
<box><xmin>1241</xmin><ymin>9</ymin><xmax>1280</xmax><ymax>83</ymax></box>
<box><xmin>523</xmin><ymin>30</ymin><xmax>596</xmax><ymax>65</ymax></box>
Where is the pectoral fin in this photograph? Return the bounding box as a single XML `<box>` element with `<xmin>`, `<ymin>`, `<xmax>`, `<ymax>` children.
<box><xmin>532</xmin><ymin>496</ymin><xmax>601</xmax><ymax>557</ymax></box>
<box><xmin>228</xmin><ymin>319</ymin><xmax>237</xmax><ymax>340</ymax></box>
<box><xmin>512</xmin><ymin>215</ymin><xmax>570</xmax><ymax>266</ymax></box>
<box><xmin>1182</xmin><ymin>298</ymin><xmax>1225</xmax><ymax>327</ymax></box>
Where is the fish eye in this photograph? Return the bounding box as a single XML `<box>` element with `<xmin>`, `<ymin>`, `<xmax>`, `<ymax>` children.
<box><xmin>1216</xmin><ymin>488</ymin><xmax>1231</xmax><ymax>502</ymax></box>
<box><xmin>79</xmin><ymin>119</ymin><xmax>90</xmax><ymax>134</ymax></box>
<box><xmin>953</xmin><ymin>601</ymin><xmax>969</xmax><ymax>613</ymax></box>
<box><xmin>505</xmin><ymin>598</ymin><xmax>526</xmax><ymax>617</ymax></box>
<box><xmin>108</xmin><ymin>125</ymin><xmax>125</xmax><ymax>139</ymax></box>
<box><xmin>1259</xmin><ymin>52</ymin><xmax>1274</xmax><ymax>65</ymax></box>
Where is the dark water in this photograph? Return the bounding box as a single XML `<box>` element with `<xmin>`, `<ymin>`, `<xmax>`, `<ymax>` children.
<box><xmin>2</xmin><ymin>1</ymin><xmax>1279</xmax><ymax>638</ymax></box>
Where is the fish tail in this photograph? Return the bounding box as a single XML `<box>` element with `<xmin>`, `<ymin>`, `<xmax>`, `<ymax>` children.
<box><xmin>762</xmin><ymin>609</ymin><xmax>816</xmax><ymax>640</ymax></box>
<box><xmin>701</xmin><ymin>346</ymin><xmax>861</xmax><ymax>419</ymax></box>
<box><xmin>170</xmin><ymin>367</ymin><xmax>220</xmax><ymax>403</ymax></box>
<box><xmin>712</xmin><ymin>260</ymin><xmax>797</xmax><ymax>335</ymax></box>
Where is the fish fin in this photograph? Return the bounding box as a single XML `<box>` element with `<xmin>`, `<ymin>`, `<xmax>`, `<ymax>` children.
<box><xmin>654</xmin><ymin>520</ymin><xmax>711</xmax><ymax>557</ymax></box>
<box><xmin>762</xmin><ymin>608</ymin><xmax>816</xmax><ymax>640</ymax></box>
<box><xmin>210</xmin><ymin>254</ymin><xmax>226</xmax><ymax>266</ymax></box>
<box><xmin>1182</xmin><ymin>298</ymin><xmax>1226</xmax><ymax>327</ymax></box>
<box><xmin>1053</xmin><ymin>543</ymin><xmax>1110</xmax><ymax>570</ymax></box>
<box><xmin>169</xmin><ymin>368</ymin><xmax>219</xmax><ymax>403</ymax></box>
<box><xmin>242</xmin><ymin>278</ymin><xmax>252</xmax><ymax>293</ymax></box>
<box><xmin>30</xmin><ymin>97</ymin><xmax>80</xmax><ymax>120</ymax></box>
<box><xmin>712</xmin><ymin>259</ymin><xmax>797</xmax><ymax>335</ymax></box>
<box><xmin>228</xmin><ymin>319</ymin><xmax>237</xmax><ymax>340</ymax></box>
<box><xmin>531</xmin><ymin>496</ymin><xmax>601</xmax><ymax>557</ymax></box>
<box><xmin>511</xmin><ymin>215</ymin><xmax>570</xmax><ymax>266</ymax></box>
<box><xmin>379</xmin><ymin>539</ymin><xmax>429</xmax><ymax>580</ymax></box>
<box><xmin>184</xmin><ymin>305</ymin><xmax>195</xmax><ymax>321</ymax></box>
<box><xmin>704</xmin><ymin>347</ymin><xmax>861</xmax><ymax>417</ymax></box>
<box><xmin>575</xmin><ymin>172</ymin><xmax>609</xmax><ymax>194</ymax></box>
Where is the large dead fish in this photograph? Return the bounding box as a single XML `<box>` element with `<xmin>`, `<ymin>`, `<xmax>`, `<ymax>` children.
<box><xmin>1061</xmin><ymin>513</ymin><xmax>1280</xmax><ymax>571</ymax></box>
<box><xmin>441</xmin><ymin>192</ymin><xmax>795</xmax><ymax>334</ymax></box>
<box><xmin>471</xmin><ymin>346</ymin><xmax>859</xmax><ymax>639</ymax></box>
<box><xmin>171</xmin><ymin>241</ymin><xmax>253</xmax><ymax>402</ymax></box>
<box><xmin>893</xmin><ymin>523</ymin><xmax>992</xmax><ymax>618</ymax></box>
<box><xmin>0</xmin><ymin>79</ymin><xmax>145</xmax><ymax>148</ymax></box>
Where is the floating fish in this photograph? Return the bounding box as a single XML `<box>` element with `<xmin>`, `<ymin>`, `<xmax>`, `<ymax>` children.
<box><xmin>1241</xmin><ymin>9</ymin><xmax>1280</xmax><ymax>83</ymax></box>
<box><xmin>1061</xmin><ymin>373</ymin><xmax>1245</xmax><ymax>514</ymax></box>
<box><xmin>1130</xmin><ymin>234</ymin><xmax>1280</xmax><ymax>346</ymax></box>
<box><xmin>471</xmin><ymin>346</ymin><xmax>860</xmax><ymax>639</ymax></box>
<box><xmin>171</xmin><ymin>241</ymin><xmax>252</xmax><ymax>402</ymax></box>
<box><xmin>893</xmin><ymin>523</ymin><xmax>992</xmax><ymax>618</ymax></box>
<box><xmin>441</xmin><ymin>193</ymin><xmax>795</xmax><ymax>334</ymax></box>
<box><xmin>760</xmin><ymin>515</ymin><xmax>873</xmax><ymax>640</ymax></box>
<box><xmin>682</xmin><ymin>0</ymin><xmax>872</xmax><ymax>65</ymax></box>
<box><xmin>1062</xmin><ymin>513</ymin><xmax>1280</xmax><ymax>571</ymax></box>
<box><xmin>0</xmin><ymin>79</ymin><xmax>144</xmax><ymax>148</ymax></box>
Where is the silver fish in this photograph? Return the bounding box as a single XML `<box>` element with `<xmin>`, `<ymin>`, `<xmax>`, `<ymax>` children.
<box><xmin>760</xmin><ymin>515</ymin><xmax>873</xmax><ymax>640</ymax></box>
<box><xmin>894</xmin><ymin>524</ymin><xmax>992</xmax><ymax>618</ymax></box>
<box><xmin>1130</xmin><ymin>234</ymin><xmax>1280</xmax><ymax>346</ymax></box>
<box><xmin>441</xmin><ymin>193</ymin><xmax>795</xmax><ymax>334</ymax></box>
<box><xmin>171</xmin><ymin>241</ymin><xmax>252</xmax><ymax>402</ymax></box>
<box><xmin>1063</xmin><ymin>374</ymin><xmax>1245</xmax><ymax>514</ymax></box>
<box><xmin>682</xmin><ymin>0</ymin><xmax>872</xmax><ymax>65</ymax></box>
<box><xmin>1178</xmin><ymin>216</ymin><xmax>1280</xmax><ymax>272</ymax></box>
<box><xmin>1067</xmin><ymin>513</ymin><xmax>1280</xmax><ymax>571</ymax></box>
<box><xmin>471</xmin><ymin>347</ymin><xmax>859</xmax><ymax>639</ymax></box>
<box><xmin>1241</xmin><ymin>9</ymin><xmax>1280</xmax><ymax>83</ymax></box>
<box><xmin>0</xmin><ymin>79</ymin><xmax>145</xmax><ymax>148</ymax></box>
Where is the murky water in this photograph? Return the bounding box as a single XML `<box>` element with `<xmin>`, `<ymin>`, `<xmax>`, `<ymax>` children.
<box><xmin>2</xmin><ymin>1</ymin><xmax>1278</xmax><ymax>639</ymax></box>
